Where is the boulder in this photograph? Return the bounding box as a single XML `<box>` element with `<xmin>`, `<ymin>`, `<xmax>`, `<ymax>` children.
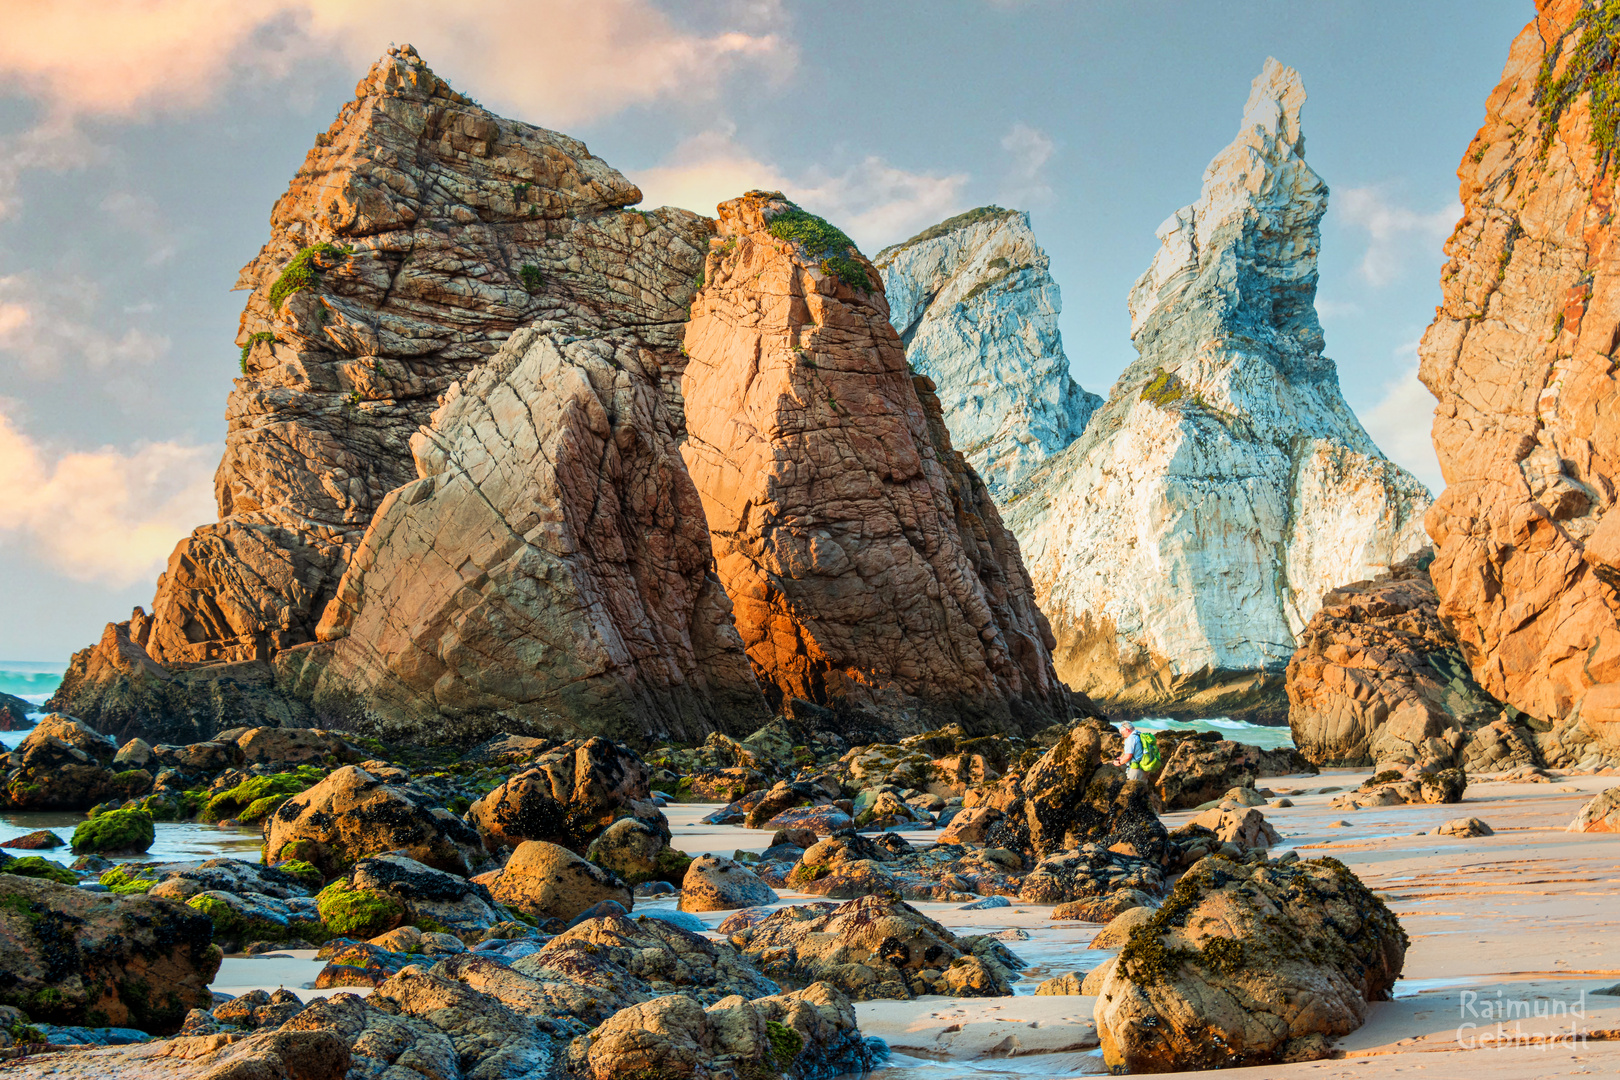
<box><xmin>762</xmin><ymin>805</ymin><xmax>854</xmax><ymax>835</ymax></box>
<box><xmin>348</xmin><ymin>854</ymin><xmax>501</xmax><ymax>937</ymax></box>
<box><xmin>0</xmin><ymin>874</ymin><xmax>220</xmax><ymax>1033</ymax></box>
<box><xmin>678</xmin><ymin>854</ymin><xmax>779</xmax><ymax>913</ymax></box>
<box><xmin>113</xmin><ymin>738</ymin><xmax>153</xmax><ymax>770</ymax></box>
<box><xmin>466</xmin><ymin>737</ymin><xmax>660</xmax><ymax>854</ymax></box>
<box><xmin>145</xmin><ymin>858</ymin><xmax>313</xmax><ymax>902</ymax></box>
<box><xmin>936</xmin><ymin>806</ymin><xmax>1002</xmax><ymax>845</ymax></box>
<box><xmin>34</xmin><ymin>1025</ymin><xmax>350</xmax><ymax>1080</ymax></box>
<box><xmin>1051</xmin><ymin>889</ymin><xmax>1154</xmax><ymax>923</ymax></box>
<box><xmin>728</xmin><ymin>894</ymin><xmax>1015</xmax><ymax>1000</ymax></box>
<box><xmin>1035</xmin><ymin>971</ymin><xmax>1091</xmax><ymax>996</ymax></box>
<box><xmin>0</xmin><ymin>692</ymin><xmax>32</xmax><ymax>731</ymax></box>
<box><xmin>365</xmin><ymin>966</ymin><xmax>564</xmax><ymax>1077</ymax></box>
<box><xmin>213</xmin><ymin>988</ymin><xmax>307</xmax><ymax>1031</ymax></box>
<box><xmin>1094</xmin><ymin>855</ymin><xmax>1407</xmax><ymax>1071</ymax></box>
<box><xmin>681</xmin><ymin>189</ymin><xmax>1070</xmax><ymax>735</ymax></box>
<box><xmin>264</xmin><ymin>765</ymin><xmax>485</xmax><ymax>877</ymax></box>
<box><xmin>1458</xmin><ymin>718</ymin><xmax>1540</xmax><ymax>773</ymax></box>
<box><xmin>1018</xmin><ymin>846</ymin><xmax>1167</xmax><ymax>905</ymax></box>
<box><xmin>568</xmin><ymin>982</ymin><xmax>879</xmax><ymax>1080</ymax></box>
<box><xmin>585</xmin><ymin>816</ymin><xmax>690</xmax><ymax>887</ymax></box>
<box><xmin>487</xmin><ymin>839</ymin><xmax>632</xmax><ymax>923</ymax></box>
<box><xmin>1155</xmin><ymin>737</ymin><xmax>1317</xmax><ymax>810</ymax></box>
<box><xmin>1089</xmin><ymin>906</ymin><xmax>1157</xmax><ymax>948</ymax></box>
<box><xmin>1187</xmin><ymin>807</ymin><xmax>1279</xmax><ymax>850</ymax></box>
<box><xmin>1570</xmin><ymin>788</ymin><xmax>1620</xmax><ymax>833</ymax></box>
<box><xmin>1286</xmin><ymin>552</ymin><xmax>1505</xmax><ymax>769</ymax></box>
<box><xmin>1</xmin><ymin>830</ymin><xmax>64</xmax><ymax>850</ymax></box>
<box><xmin>188</xmin><ymin>890</ymin><xmax>323</xmax><ymax>945</ymax></box>
<box><xmin>232</xmin><ymin>727</ymin><xmax>362</xmax><ymax>767</ymax></box>
<box><xmin>70</xmin><ymin>808</ymin><xmax>155</xmax><ymax>853</ymax></box>
<box><xmin>1438</xmin><ymin>818</ymin><xmax>1494</xmax><ymax>838</ymax></box>
<box><xmin>1019</xmin><ymin>724</ymin><xmax>1170</xmax><ymax>862</ymax></box>
<box><xmin>281</xmin><ymin>994</ymin><xmax>459</xmax><ymax>1080</ymax></box>
<box><xmin>2</xmin><ymin>715</ymin><xmax>121</xmax><ymax>810</ymax></box>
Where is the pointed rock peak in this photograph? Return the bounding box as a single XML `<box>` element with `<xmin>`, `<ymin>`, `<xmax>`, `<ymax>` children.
<box><xmin>1128</xmin><ymin>57</ymin><xmax>1326</xmax><ymax>343</ymax></box>
<box><xmin>357</xmin><ymin>42</ymin><xmax>477</xmax><ymax>107</ymax></box>
<box><xmin>1242</xmin><ymin>57</ymin><xmax>1306</xmax><ymax>158</ymax></box>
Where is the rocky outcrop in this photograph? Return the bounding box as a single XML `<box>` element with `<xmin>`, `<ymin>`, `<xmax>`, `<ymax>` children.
<box><xmin>680</xmin><ymin>191</ymin><xmax>1071</xmax><ymax>735</ymax></box>
<box><xmin>282</xmin><ymin>327</ymin><xmax>767</xmax><ymax>744</ymax></box>
<box><xmin>1570</xmin><ymin>787</ymin><xmax>1620</xmax><ymax>832</ymax></box>
<box><xmin>727</xmin><ymin>894</ymin><xmax>1017</xmax><ymax>1000</ymax></box>
<box><xmin>0</xmin><ymin>875</ymin><xmax>221</xmax><ymax>1034</ymax></box>
<box><xmin>465</xmin><ymin>736</ymin><xmax>662</xmax><ymax>854</ymax></box>
<box><xmin>876</xmin><ymin>207</ymin><xmax>1101</xmax><ymax>495</ymax></box>
<box><xmin>1287</xmin><ymin>550</ymin><xmax>1510</xmax><ymax>769</ymax></box>
<box><xmin>1</xmin><ymin>715</ymin><xmax>127</xmax><ymax>811</ymax></box>
<box><xmin>55</xmin><ymin>43</ymin><xmax>715</xmax><ymax>741</ymax></box>
<box><xmin>1420</xmin><ymin>1</ymin><xmax>1620</xmax><ymax>757</ymax></box>
<box><xmin>264</xmin><ymin>765</ymin><xmax>485</xmax><ymax>877</ymax></box>
<box><xmin>1094</xmin><ymin>855</ymin><xmax>1407</xmax><ymax>1071</ymax></box>
<box><xmin>1005</xmin><ymin>60</ymin><xmax>1430</xmax><ymax>724</ymax></box>
<box><xmin>48</xmin><ymin>618</ymin><xmax>318</xmax><ymax>746</ymax></box>
<box><xmin>0</xmin><ymin>692</ymin><xmax>32</xmax><ymax>730</ymax></box>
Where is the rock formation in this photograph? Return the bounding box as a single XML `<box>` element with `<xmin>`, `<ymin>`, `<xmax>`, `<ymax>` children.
<box><xmin>1420</xmin><ymin>0</ymin><xmax>1620</xmax><ymax>755</ymax></box>
<box><xmin>1005</xmin><ymin>59</ymin><xmax>1430</xmax><ymax>724</ymax></box>
<box><xmin>876</xmin><ymin>207</ymin><xmax>1101</xmax><ymax>495</ymax></box>
<box><xmin>53</xmin><ymin>44</ymin><xmax>713</xmax><ymax>742</ymax></box>
<box><xmin>279</xmin><ymin>326</ymin><xmax>768</xmax><ymax>744</ymax></box>
<box><xmin>680</xmin><ymin>190</ymin><xmax>1072</xmax><ymax>735</ymax></box>
<box><xmin>1287</xmin><ymin>550</ymin><xmax>1511</xmax><ymax>768</ymax></box>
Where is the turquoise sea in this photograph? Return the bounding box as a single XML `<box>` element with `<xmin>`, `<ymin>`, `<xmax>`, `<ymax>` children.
<box><xmin>1</xmin><ymin>660</ymin><xmax>65</xmax><ymax>751</ymax></box>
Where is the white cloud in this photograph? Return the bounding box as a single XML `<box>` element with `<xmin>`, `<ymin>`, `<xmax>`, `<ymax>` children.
<box><xmin>0</xmin><ymin>275</ymin><xmax>171</xmax><ymax>386</ymax></box>
<box><xmin>0</xmin><ymin>406</ymin><xmax>217</xmax><ymax>588</ymax></box>
<box><xmin>0</xmin><ymin>1</ymin><xmax>789</xmax><ymax>127</ymax></box>
<box><xmin>998</xmin><ymin>122</ymin><xmax>1055</xmax><ymax>208</ymax></box>
<box><xmin>1362</xmin><ymin>343</ymin><xmax>1442</xmax><ymax>491</ymax></box>
<box><xmin>1314</xmin><ymin>297</ymin><xmax>1362</xmax><ymax>321</ymax></box>
<box><xmin>1335</xmin><ymin>186</ymin><xmax>1460</xmax><ymax>287</ymax></box>
<box><xmin>0</xmin><ymin>122</ymin><xmax>103</xmax><ymax>222</ymax></box>
<box><xmin>632</xmin><ymin>129</ymin><xmax>969</xmax><ymax>252</ymax></box>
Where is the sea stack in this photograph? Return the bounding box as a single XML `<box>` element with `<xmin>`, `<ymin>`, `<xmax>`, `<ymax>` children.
<box><xmin>680</xmin><ymin>191</ymin><xmax>1073</xmax><ymax>735</ymax></box>
<box><xmin>876</xmin><ymin>208</ymin><xmax>1100</xmax><ymax>496</ymax></box>
<box><xmin>1004</xmin><ymin>59</ymin><xmax>1431</xmax><ymax>724</ymax></box>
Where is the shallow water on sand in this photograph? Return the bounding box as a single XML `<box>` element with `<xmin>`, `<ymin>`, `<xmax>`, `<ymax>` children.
<box><xmin>846</xmin><ymin>1052</ymin><xmax>1108</xmax><ymax>1078</ymax></box>
<box><xmin>0</xmin><ymin>810</ymin><xmax>263</xmax><ymax>863</ymax></box>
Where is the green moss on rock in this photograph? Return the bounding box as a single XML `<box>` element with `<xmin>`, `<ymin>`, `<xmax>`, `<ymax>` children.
<box><xmin>2</xmin><ymin>857</ymin><xmax>78</xmax><ymax>885</ymax></box>
<box><xmin>71</xmin><ymin>809</ymin><xmax>154</xmax><ymax>854</ymax></box>
<box><xmin>316</xmin><ymin>879</ymin><xmax>404</xmax><ymax>938</ymax></box>
<box><xmin>99</xmin><ymin>866</ymin><xmax>158</xmax><ymax>894</ymax></box>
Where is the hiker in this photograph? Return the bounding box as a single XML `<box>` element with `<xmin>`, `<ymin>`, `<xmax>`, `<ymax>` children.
<box><xmin>1112</xmin><ymin>722</ymin><xmax>1161</xmax><ymax>782</ymax></box>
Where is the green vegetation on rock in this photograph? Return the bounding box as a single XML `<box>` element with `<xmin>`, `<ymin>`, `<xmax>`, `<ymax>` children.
<box><xmin>1</xmin><ymin>857</ymin><xmax>78</xmax><ymax>885</ymax></box>
<box><xmin>71</xmin><ymin>809</ymin><xmax>155</xmax><ymax>854</ymax></box>
<box><xmin>766</xmin><ymin>1019</ymin><xmax>804</xmax><ymax>1068</ymax></box>
<box><xmin>876</xmin><ymin>205</ymin><xmax>1018</xmax><ymax>261</ymax></box>
<box><xmin>518</xmin><ymin>263</ymin><xmax>543</xmax><ymax>293</ymax></box>
<box><xmin>268</xmin><ymin>243</ymin><xmax>354</xmax><ymax>310</ymax></box>
<box><xmin>203</xmin><ymin>767</ymin><xmax>322</xmax><ymax>823</ymax></box>
<box><xmin>1535</xmin><ymin>0</ymin><xmax>1620</xmax><ymax>173</ymax></box>
<box><xmin>239</xmin><ymin>331</ymin><xmax>276</xmax><ymax>373</ymax></box>
<box><xmin>99</xmin><ymin>866</ymin><xmax>159</xmax><ymax>894</ymax></box>
<box><xmin>765</xmin><ymin>204</ymin><xmax>873</xmax><ymax>291</ymax></box>
<box><xmin>1140</xmin><ymin>367</ymin><xmax>1187</xmax><ymax>408</ymax></box>
<box><xmin>316</xmin><ymin>879</ymin><xmax>404</xmax><ymax>938</ymax></box>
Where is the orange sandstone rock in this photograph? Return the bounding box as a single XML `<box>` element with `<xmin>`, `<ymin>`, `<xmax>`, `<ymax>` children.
<box><xmin>1420</xmin><ymin>0</ymin><xmax>1620</xmax><ymax>757</ymax></box>
<box><xmin>679</xmin><ymin>192</ymin><xmax>1072</xmax><ymax>734</ymax></box>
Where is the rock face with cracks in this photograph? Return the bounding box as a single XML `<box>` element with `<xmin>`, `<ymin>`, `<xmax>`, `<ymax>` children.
<box><xmin>680</xmin><ymin>190</ymin><xmax>1071</xmax><ymax>735</ymax></box>
<box><xmin>875</xmin><ymin>206</ymin><xmax>1101</xmax><ymax>497</ymax></box>
<box><xmin>1005</xmin><ymin>60</ymin><xmax>1429</xmax><ymax>725</ymax></box>
<box><xmin>1287</xmin><ymin>550</ymin><xmax>1509</xmax><ymax>769</ymax></box>
<box><xmin>53</xmin><ymin>43</ymin><xmax>716</xmax><ymax>742</ymax></box>
<box><xmin>465</xmin><ymin>735</ymin><xmax>663</xmax><ymax>853</ymax></box>
<box><xmin>1419</xmin><ymin>1</ymin><xmax>1620</xmax><ymax>756</ymax></box>
<box><xmin>288</xmin><ymin>326</ymin><xmax>767</xmax><ymax>744</ymax></box>
<box><xmin>1094</xmin><ymin>855</ymin><xmax>1407</xmax><ymax>1072</ymax></box>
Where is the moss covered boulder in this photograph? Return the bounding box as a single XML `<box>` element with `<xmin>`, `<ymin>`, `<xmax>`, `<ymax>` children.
<box><xmin>1094</xmin><ymin>855</ymin><xmax>1407</xmax><ymax>1071</ymax></box>
<box><xmin>264</xmin><ymin>765</ymin><xmax>485</xmax><ymax>877</ymax></box>
<box><xmin>201</xmin><ymin>767</ymin><xmax>323</xmax><ymax>823</ymax></box>
<box><xmin>315</xmin><ymin>879</ymin><xmax>404</xmax><ymax>938</ymax></box>
<box><xmin>0</xmin><ymin>874</ymin><xmax>220</xmax><ymax>1033</ymax></box>
<box><xmin>70</xmin><ymin>808</ymin><xmax>155</xmax><ymax>853</ymax></box>
<box><xmin>1</xmin><ymin>855</ymin><xmax>78</xmax><ymax>885</ymax></box>
<box><xmin>585</xmin><ymin>816</ymin><xmax>690</xmax><ymax>886</ymax></box>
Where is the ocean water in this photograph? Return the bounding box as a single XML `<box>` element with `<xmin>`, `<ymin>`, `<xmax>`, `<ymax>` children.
<box><xmin>1132</xmin><ymin>716</ymin><xmax>1296</xmax><ymax>750</ymax></box>
<box><xmin>0</xmin><ymin>660</ymin><xmax>64</xmax><ymax>707</ymax></box>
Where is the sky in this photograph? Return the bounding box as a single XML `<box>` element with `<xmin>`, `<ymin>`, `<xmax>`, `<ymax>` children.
<box><xmin>0</xmin><ymin>0</ymin><xmax>1530</xmax><ymax>661</ymax></box>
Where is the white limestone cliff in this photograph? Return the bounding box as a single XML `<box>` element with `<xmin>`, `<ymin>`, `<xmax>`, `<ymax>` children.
<box><xmin>876</xmin><ymin>208</ymin><xmax>1100</xmax><ymax>496</ymax></box>
<box><xmin>1004</xmin><ymin>58</ymin><xmax>1431</xmax><ymax>724</ymax></box>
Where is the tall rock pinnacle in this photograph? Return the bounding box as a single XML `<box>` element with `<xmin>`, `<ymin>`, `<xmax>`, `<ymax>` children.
<box><xmin>1420</xmin><ymin>0</ymin><xmax>1620</xmax><ymax>758</ymax></box>
<box><xmin>876</xmin><ymin>208</ymin><xmax>1101</xmax><ymax>496</ymax></box>
<box><xmin>1005</xmin><ymin>59</ymin><xmax>1431</xmax><ymax>724</ymax></box>
<box><xmin>680</xmin><ymin>191</ymin><xmax>1074</xmax><ymax>734</ymax></box>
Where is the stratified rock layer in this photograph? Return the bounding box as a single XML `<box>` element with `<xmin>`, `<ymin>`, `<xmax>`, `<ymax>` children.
<box><xmin>1420</xmin><ymin>0</ymin><xmax>1620</xmax><ymax>753</ymax></box>
<box><xmin>283</xmin><ymin>326</ymin><xmax>767</xmax><ymax>743</ymax></box>
<box><xmin>876</xmin><ymin>207</ymin><xmax>1100</xmax><ymax>496</ymax></box>
<box><xmin>55</xmin><ymin>44</ymin><xmax>712</xmax><ymax>740</ymax></box>
<box><xmin>1287</xmin><ymin>550</ymin><xmax>1507</xmax><ymax>768</ymax></box>
<box><xmin>680</xmin><ymin>191</ymin><xmax>1071</xmax><ymax>735</ymax></box>
<box><xmin>1006</xmin><ymin>60</ymin><xmax>1430</xmax><ymax>724</ymax></box>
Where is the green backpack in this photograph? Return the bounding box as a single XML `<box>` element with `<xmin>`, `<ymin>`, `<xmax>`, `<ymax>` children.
<box><xmin>1137</xmin><ymin>730</ymin><xmax>1162</xmax><ymax>771</ymax></box>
